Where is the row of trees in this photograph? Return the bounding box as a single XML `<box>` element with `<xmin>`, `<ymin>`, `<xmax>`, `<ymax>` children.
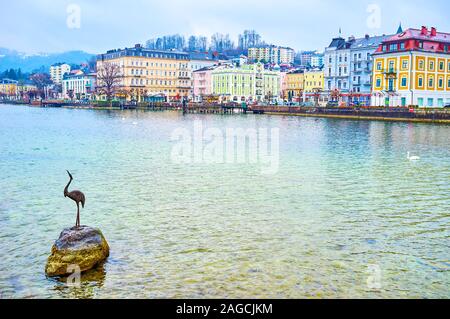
<box><xmin>145</xmin><ymin>30</ymin><xmax>267</xmax><ymax>53</ymax></box>
<box><xmin>1</xmin><ymin>69</ymin><xmax>30</xmax><ymax>82</ymax></box>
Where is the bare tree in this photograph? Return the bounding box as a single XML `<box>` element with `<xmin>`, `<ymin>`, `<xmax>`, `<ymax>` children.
<box><xmin>96</xmin><ymin>62</ymin><xmax>123</xmax><ymax>106</ymax></box>
<box><xmin>30</xmin><ymin>73</ymin><xmax>52</xmax><ymax>100</ymax></box>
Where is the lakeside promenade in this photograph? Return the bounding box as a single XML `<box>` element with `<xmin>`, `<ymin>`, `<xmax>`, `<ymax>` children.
<box><xmin>1</xmin><ymin>100</ymin><xmax>450</xmax><ymax>124</ymax></box>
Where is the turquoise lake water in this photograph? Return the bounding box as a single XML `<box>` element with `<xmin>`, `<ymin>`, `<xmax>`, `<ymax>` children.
<box><xmin>0</xmin><ymin>104</ymin><xmax>449</xmax><ymax>299</ymax></box>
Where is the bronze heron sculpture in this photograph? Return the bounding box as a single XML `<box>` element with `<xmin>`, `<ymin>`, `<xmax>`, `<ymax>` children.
<box><xmin>64</xmin><ymin>170</ymin><xmax>86</xmax><ymax>228</ymax></box>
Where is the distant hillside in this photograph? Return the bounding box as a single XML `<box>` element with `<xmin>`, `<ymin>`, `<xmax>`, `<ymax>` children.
<box><xmin>0</xmin><ymin>48</ymin><xmax>95</xmax><ymax>72</ymax></box>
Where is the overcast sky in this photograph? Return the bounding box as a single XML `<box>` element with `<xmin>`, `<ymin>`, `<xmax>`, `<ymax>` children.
<box><xmin>2</xmin><ymin>0</ymin><xmax>449</xmax><ymax>54</ymax></box>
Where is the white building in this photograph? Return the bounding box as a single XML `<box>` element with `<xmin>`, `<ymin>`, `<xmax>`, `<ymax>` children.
<box><xmin>50</xmin><ymin>63</ymin><xmax>71</xmax><ymax>84</ymax></box>
<box><xmin>62</xmin><ymin>73</ymin><xmax>96</xmax><ymax>100</ymax></box>
<box><xmin>311</xmin><ymin>54</ymin><xmax>324</xmax><ymax>68</ymax></box>
<box><xmin>248</xmin><ymin>46</ymin><xmax>295</xmax><ymax>65</ymax></box>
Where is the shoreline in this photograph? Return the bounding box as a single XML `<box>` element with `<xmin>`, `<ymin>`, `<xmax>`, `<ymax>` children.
<box><xmin>1</xmin><ymin>101</ymin><xmax>449</xmax><ymax>124</ymax></box>
<box><xmin>263</xmin><ymin>111</ymin><xmax>450</xmax><ymax>124</ymax></box>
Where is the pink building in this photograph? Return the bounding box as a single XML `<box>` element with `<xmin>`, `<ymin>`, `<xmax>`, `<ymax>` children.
<box><xmin>192</xmin><ymin>66</ymin><xmax>216</xmax><ymax>102</ymax></box>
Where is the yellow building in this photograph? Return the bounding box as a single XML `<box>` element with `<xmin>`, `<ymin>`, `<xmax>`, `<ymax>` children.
<box><xmin>304</xmin><ymin>69</ymin><xmax>324</xmax><ymax>93</ymax></box>
<box><xmin>97</xmin><ymin>44</ymin><xmax>191</xmax><ymax>102</ymax></box>
<box><xmin>17</xmin><ymin>83</ymin><xmax>37</xmax><ymax>94</ymax></box>
<box><xmin>0</xmin><ymin>79</ymin><xmax>18</xmax><ymax>97</ymax></box>
<box><xmin>286</xmin><ymin>70</ymin><xmax>304</xmax><ymax>101</ymax></box>
<box><xmin>372</xmin><ymin>27</ymin><xmax>450</xmax><ymax>107</ymax></box>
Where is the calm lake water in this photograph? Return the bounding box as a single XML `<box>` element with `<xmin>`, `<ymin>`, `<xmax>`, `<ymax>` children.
<box><xmin>0</xmin><ymin>104</ymin><xmax>449</xmax><ymax>299</ymax></box>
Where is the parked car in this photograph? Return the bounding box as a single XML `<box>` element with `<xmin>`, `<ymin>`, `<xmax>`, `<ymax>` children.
<box><xmin>444</xmin><ymin>104</ymin><xmax>450</xmax><ymax>108</ymax></box>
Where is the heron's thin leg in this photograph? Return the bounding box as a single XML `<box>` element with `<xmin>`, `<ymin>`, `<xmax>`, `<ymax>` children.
<box><xmin>76</xmin><ymin>202</ymin><xmax>80</xmax><ymax>228</ymax></box>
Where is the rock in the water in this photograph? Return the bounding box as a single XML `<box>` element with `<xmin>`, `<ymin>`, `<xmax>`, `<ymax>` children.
<box><xmin>45</xmin><ymin>226</ymin><xmax>109</xmax><ymax>277</ymax></box>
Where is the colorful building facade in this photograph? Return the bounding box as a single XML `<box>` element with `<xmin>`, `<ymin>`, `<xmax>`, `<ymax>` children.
<box><xmin>371</xmin><ymin>27</ymin><xmax>450</xmax><ymax>107</ymax></box>
<box><xmin>62</xmin><ymin>73</ymin><xmax>96</xmax><ymax>100</ymax></box>
<box><xmin>97</xmin><ymin>44</ymin><xmax>190</xmax><ymax>102</ymax></box>
<box><xmin>304</xmin><ymin>69</ymin><xmax>324</xmax><ymax>93</ymax></box>
<box><xmin>192</xmin><ymin>65</ymin><xmax>225</xmax><ymax>102</ymax></box>
<box><xmin>211</xmin><ymin>63</ymin><xmax>281</xmax><ymax>102</ymax></box>
<box><xmin>286</xmin><ymin>70</ymin><xmax>304</xmax><ymax>101</ymax></box>
<box><xmin>0</xmin><ymin>79</ymin><xmax>18</xmax><ymax>97</ymax></box>
<box><xmin>248</xmin><ymin>46</ymin><xmax>295</xmax><ymax>65</ymax></box>
<box><xmin>324</xmin><ymin>33</ymin><xmax>393</xmax><ymax>105</ymax></box>
<box><xmin>50</xmin><ymin>63</ymin><xmax>71</xmax><ymax>84</ymax></box>
<box><xmin>188</xmin><ymin>52</ymin><xmax>219</xmax><ymax>99</ymax></box>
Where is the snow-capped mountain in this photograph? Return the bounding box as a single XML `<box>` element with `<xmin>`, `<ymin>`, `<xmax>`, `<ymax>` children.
<box><xmin>0</xmin><ymin>48</ymin><xmax>95</xmax><ymax>72</ymax></box>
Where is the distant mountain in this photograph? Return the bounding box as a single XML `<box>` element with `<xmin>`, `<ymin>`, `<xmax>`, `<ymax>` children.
<box><xmin>0</xmin><ymin>48</ymin><xmax>95</xmax><ymax>72</ymax></box>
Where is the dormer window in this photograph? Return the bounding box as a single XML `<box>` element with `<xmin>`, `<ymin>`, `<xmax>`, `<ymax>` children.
<box><xmin>400</xmin><ymin>42</ymin><xmax>405</xmax><ymax>50</ymax></box>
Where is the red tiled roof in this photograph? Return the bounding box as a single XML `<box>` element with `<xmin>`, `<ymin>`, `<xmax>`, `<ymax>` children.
<box><xmin>386</xmin><ymin>28</ymin><xmax>450</xmax><ymax>44</ymax></box>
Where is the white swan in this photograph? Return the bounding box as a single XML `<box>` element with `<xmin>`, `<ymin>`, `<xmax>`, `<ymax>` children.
<box><xmin>407</xmin><ymin>152</ymin><xmax>420</xmax><ymax>161</ymax></box>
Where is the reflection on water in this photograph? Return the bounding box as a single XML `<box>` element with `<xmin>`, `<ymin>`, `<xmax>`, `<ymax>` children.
<box><xmin>52</xmin><ymin>264</ymin><xmax>106</xmax><ymax>299</ymax></box>
<box><xmin>0</xmin><ymin>104</ymin><xmax>449</xmax><ymax>299</ymax></box>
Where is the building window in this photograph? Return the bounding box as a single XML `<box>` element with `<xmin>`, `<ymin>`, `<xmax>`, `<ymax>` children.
<box><xmin>428</xmin><ymin>77</ymin><xmax>434</xmax><ymax>88</ymax></box>
<box><xmin>418</xmin><ymin>60</ymin><xmax>424</xmax><ymax>70</ymax></box>
<box><xmin>401</xmin><ymin>77</ymin><xmax>407</xmax><ymax>87</ymax></box>
<box><xmin>427</xmin><ymin>98</ymin><xmax>433</xmax><ymax>107</ymax></box>
<box><xmin>438</xmin><ymin>77</ymin><xmax>444</xmax><ymax>88</ymax></box>
<box><xmin>376</xmin><ymin>78</ymin><xmax>381</xmax><ymax>88</ymax></box>
<box><xmin>418</xmin><ymin>77</ymin><xmax>424</xmax><ymax>88</ymax></box>
<box><xmin>388</xmin><ymin>61</ymin><xmax>395</xmax><ymax>72</ymax></box>
<box><xmin>400</xmin><ymin>42</ymin><xmax>405</xmax><ymax>50</ymax></box>
<box><xmin>439</xmin><ymin>61</ymin><xmax>445</xmax><ymax>71</ymax></box>
<box><xmin>418</xmin><ymin>98</ymin><xmax>424</xmax><ymax>107</ymax></box>
<box><xmin>429</xmin><ymin>61</ymin><xmax>435</xmax><ymax>71</ymax></box>
<box><xmin>389</xmin><ymin>44</ymin><xmax>397</xmax><ymax>51</ymax></box>
<box><xmin>377</xmin><ymin>62</ymin><xmax>382</xmax><ymax>71</ymax></box>
<box><xmin>402</xmin><ymin>60</ymin><xmax>408</xmax><ymax>70</ymax></box>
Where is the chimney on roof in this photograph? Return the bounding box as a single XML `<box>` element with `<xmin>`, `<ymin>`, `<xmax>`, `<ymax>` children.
<box><xmin>431</xmin><ymin>27</ymin><xmax>437</xmax><ymax>37</ymax></box>
<box><xmin>421</xmin><ymin>26</ymin><xmax>428</xmax><ymax>35</ymax></box>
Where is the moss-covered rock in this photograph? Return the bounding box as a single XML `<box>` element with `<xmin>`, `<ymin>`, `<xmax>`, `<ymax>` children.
<box><xmin>45</xmin><ymin>226</ymin><xmax>109</xmax><ymax>277</ymax></box>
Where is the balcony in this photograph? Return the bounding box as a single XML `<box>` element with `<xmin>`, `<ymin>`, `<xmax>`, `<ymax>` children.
<box><xmin>383</xmin><ymin>69</ymin><xmax>397</xmax><ymax>78</ymax></box>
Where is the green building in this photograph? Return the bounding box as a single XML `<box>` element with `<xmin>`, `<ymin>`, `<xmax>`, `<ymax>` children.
<box><xmin>212</xmin><ymin>63</ymin><xmax>280</xmax><ymax>103</ymax></box>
